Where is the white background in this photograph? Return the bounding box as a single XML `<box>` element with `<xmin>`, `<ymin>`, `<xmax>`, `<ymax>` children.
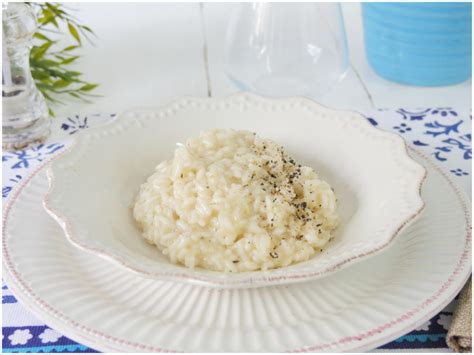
<box><xmin>54</xmin><ymin>2</ymin><xmax>472</xmax><ymax>117</ymax></box>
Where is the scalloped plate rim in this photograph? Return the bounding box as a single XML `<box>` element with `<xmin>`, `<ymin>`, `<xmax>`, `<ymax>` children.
<box><xmin>43</xmin><ymin>93</ymin><xmax>427</xmax><ymax>288</ymax></box>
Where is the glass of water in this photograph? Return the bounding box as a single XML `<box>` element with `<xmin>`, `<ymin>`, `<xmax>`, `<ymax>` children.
<box><xmin>224</xmin><ymin>3</ymin><xmax>349</xmax><ymax>99</ymax></box>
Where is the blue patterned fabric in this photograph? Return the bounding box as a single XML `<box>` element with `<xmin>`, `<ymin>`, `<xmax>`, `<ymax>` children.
<box><xmin>2</xmin><ymin>108</ymin><xmax>471</xmax><ymax>352</ymax></box>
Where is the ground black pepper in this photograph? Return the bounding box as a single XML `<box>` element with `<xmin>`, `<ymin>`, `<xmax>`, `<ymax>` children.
<box><xmin>269</xmin><ymin>252</ymin><xmax>278</xmax><ymax>258</ymax></box>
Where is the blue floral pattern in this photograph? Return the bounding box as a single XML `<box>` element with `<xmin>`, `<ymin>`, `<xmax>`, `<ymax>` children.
<box><xmin>433</xmin><ymin>146</ymin><xmax>452</xmax><ymax>162</ymax></box>
<box><xmin>61</xmin><ymin>115</ymin><xmax>89</xmax><ymax>135</ymax></box>
<box><xmin>396</xmin><ymin>107</ymin><xmax>459</xmax><ymax>121</ymax></box>
<box><xmin>442</xmin><ymin>136</ymin><xmax>471</xmax><ymax>160</ymax></box>
<box><xmin>2</xmin><ymin>144</ymin><xmax>64</xmax><ymax>169</ymax></box>
<box><xmin>2</xmin><ymin>175</ymin><xmax>22</xmax><ymax>199</ymax></box>
<box><xmin>393</xmin><ymin>122</ymin><xmax>412</xmax><ymax>134</ymax></box>
<box><xmin>367</xmin><ymin>117</ymin><xmax>378</xmax><ymax>126</ymax></box>
<box><xmin>425</xmin><ymin>120</ymin><xmax>463</xmax><ymax>137</ymax></box>
<box><xmin>431</xmin><ymin>108</ymin><xmax>458</xmax><ymax>117</ymax></box>
<box><xmin>60</xmin><ymin>113</ymin><xmax>116</xmax><ymax>135</ymax></box>
<box><xmin>413</xmin><ymin>140</ymin><xmax>429</xmax><ymax>147</ymax></box>
<box><xmin>450</xmin><ymin>168</ymin><xmax>469</xmax><ymax>176</ymax></box>
<box><xmin>397</xmin><ymin>108</ymin><xmax>431</xmax><ymax>121</ymax></box>
<box><xmin>2</xmin><ymin>109</ymin><xmax>471</xmax><ymax>353</ymax></box>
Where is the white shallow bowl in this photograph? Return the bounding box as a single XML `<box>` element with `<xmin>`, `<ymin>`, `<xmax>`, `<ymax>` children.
<box><xmin>44</xmin><ymin>93</ymin><xmax>426</xmax><ymax>288</ymax></box>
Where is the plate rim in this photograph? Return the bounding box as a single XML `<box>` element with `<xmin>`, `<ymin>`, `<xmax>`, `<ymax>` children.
<box><xmin>2</xmin><ymin>146</ymin><xmax>471</xmax><ymax>352</ymax></box>
<box><xmin>42</xmin><ymin>93</ymin><xmax>428</xmax><ymax>287</ymax></box>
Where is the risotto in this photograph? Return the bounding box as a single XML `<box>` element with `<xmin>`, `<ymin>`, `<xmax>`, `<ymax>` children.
<box><xmin>133</xmin><ymin>129</ymin><xmax>338</xmax><ymax>272</ymax></box>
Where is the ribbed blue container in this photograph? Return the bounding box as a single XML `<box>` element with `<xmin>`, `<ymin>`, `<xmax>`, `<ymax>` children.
<box><xmin>362</xmin><ymin>3</ymin><xmax>472</xmax><ymax>86</ymax></box>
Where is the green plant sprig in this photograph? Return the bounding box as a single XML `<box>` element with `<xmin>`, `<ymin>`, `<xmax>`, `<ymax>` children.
<box><xmin>29</xmin><ymin>2</ymin><xmax>99</xmax><ymax>116</ymax></box>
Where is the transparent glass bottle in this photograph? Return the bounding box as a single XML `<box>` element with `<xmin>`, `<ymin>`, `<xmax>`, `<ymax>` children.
<box><xmin>3</xmin><ymin>3</ymin><xmax>50</xmax><ymax>150</ymax></box>
<box><xmin>224</xmin><ymin>3</ymin><xmax>349</xmax><ymax>99</ymax></box>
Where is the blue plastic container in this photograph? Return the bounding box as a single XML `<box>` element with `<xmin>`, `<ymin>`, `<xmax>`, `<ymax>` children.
<box><xmin>362</xmin><ymin>3</ymin><xmax>472</xmax><ymax>86</ymax></box>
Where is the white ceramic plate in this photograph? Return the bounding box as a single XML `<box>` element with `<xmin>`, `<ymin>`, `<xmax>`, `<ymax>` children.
<box><xmin>43</xmin><ymin>94</ymin><xmax>426</xmax><ymax>288</ymax></box>
<box><xmin>3</xmin><ymin>149</ymin><xmax>471</xmax><ymax>352</ymax></box>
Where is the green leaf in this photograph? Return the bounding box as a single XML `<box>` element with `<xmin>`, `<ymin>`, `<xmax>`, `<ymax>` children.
<box><xmin>31</xmin><ymin>70</ymin><xmax>51</xmax><ymax>81</ymax></box>
<box><xmin>46</xmin><ymin>3</ymin><xmax>64</xmax><ymax>19</ymax></box>
<box><xmin>37</xmin><ymin>16</ymin><xmax>47</xmax><ymax>25</ymax></box>
<box><xmin>60</xmin><ymin>74</ymin><xmax>81</xmax><ymax>83</ymax></box>
<box><xmin>68</xmin><ymin>22</ymin><xmax>81</xmax><ymax>45</ymax></box>
<box><xmin>33</xmin><ymin>32</ymin><xmax>52</xmax><ymax>42</ymax></box>
<box><xmin>78</xmin><ymin>92</ymin><xmax>102</xmax><ymax>98</ymax></box>
<box><xmin>48</xmin><ymin>107</ymin><xmax>55</xmax><ymax>117</ymax></box>
<box><xmin>79</xmin><ymin>83</ymin><xmax>98</xmax><ymax>92</ymax></box>
<box><xmin>30</xmin><ymin>46</ymin><xmax>41</xmax><ymax>58</ymax></box>
<box><xmin>67</xmin><ymin>71</ymin><xmax>82</xmax><ymax>77</ymax></box>
<box><xmin>79</xmin><ymin>25</ymin><xmax>95</xmax><ymax>35</ymax></box>
<box><xmin>32</xmin><ymin>41</ymin><xmax>53</xmax><ymax>60</ymax></box>
<box><xmin>33</xmin><ymin>59</ymin><xmax>62</xmax><ymax>68</ymax></box>
<box><xmin>36</xmin><ymin>82</ymin><xmax>56</xmax><ymax>90</ymax></box>
<box><xmin>63</xmin><ymin>45</ymin><xmax>79</xmax><ymax>52</ymax></box>
<box><xmin>40</xmin><ymin>68</ymin><xmax>71</xmax><ymax>80</ymax></box>
<box><xmin>53</xmin><ymin>79</ymin><xmax>71</xmax><ymax>88</ymax></box>
<box><xmin>61</xmin><ymin>56</ymin><xmax>80</xmax><ymax>65</ymax></box>
<box><xmin>68</xmin><ymin>92</ymin><xmax>81</xmax><ymax>98</ymax></box>
<box><xmin>38</xmin><ymin>78</ymin><xmax>54</xmax><ymax>85</ymax></box>
<box><xmin>41</xmin><ymin>9</ymin><xmax>59</xmax><ymax>28</ymax></box>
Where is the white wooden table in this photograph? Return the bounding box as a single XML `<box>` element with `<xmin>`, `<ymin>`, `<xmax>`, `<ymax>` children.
<box><xmin>56</xmin><ymin>2</ymin><xmax>471</xmax><ymax>118</ymax></box>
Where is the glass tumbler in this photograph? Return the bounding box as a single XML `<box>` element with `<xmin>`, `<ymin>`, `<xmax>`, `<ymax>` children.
<box><xmin>224</xmin><ymin>3</ymin><xmax>349</xmax><ymax>98</ymax></box>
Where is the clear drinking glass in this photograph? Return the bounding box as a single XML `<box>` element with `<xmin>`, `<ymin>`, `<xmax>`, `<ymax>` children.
<box><xmin>2</xmin><ymin>3</ymin><xmax>50</xmax><ymax>150</ymax></box>
<box><xmin>224</xmin><ymin>3</ymin><xmax>349</xmax><ymax>98</ymax></box>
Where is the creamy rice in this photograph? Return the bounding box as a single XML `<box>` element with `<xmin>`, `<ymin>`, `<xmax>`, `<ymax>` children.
<box><xmin>133</xmin><ymin>129</ymin><xmax>338</xmax><ymax>272</ymax></box>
